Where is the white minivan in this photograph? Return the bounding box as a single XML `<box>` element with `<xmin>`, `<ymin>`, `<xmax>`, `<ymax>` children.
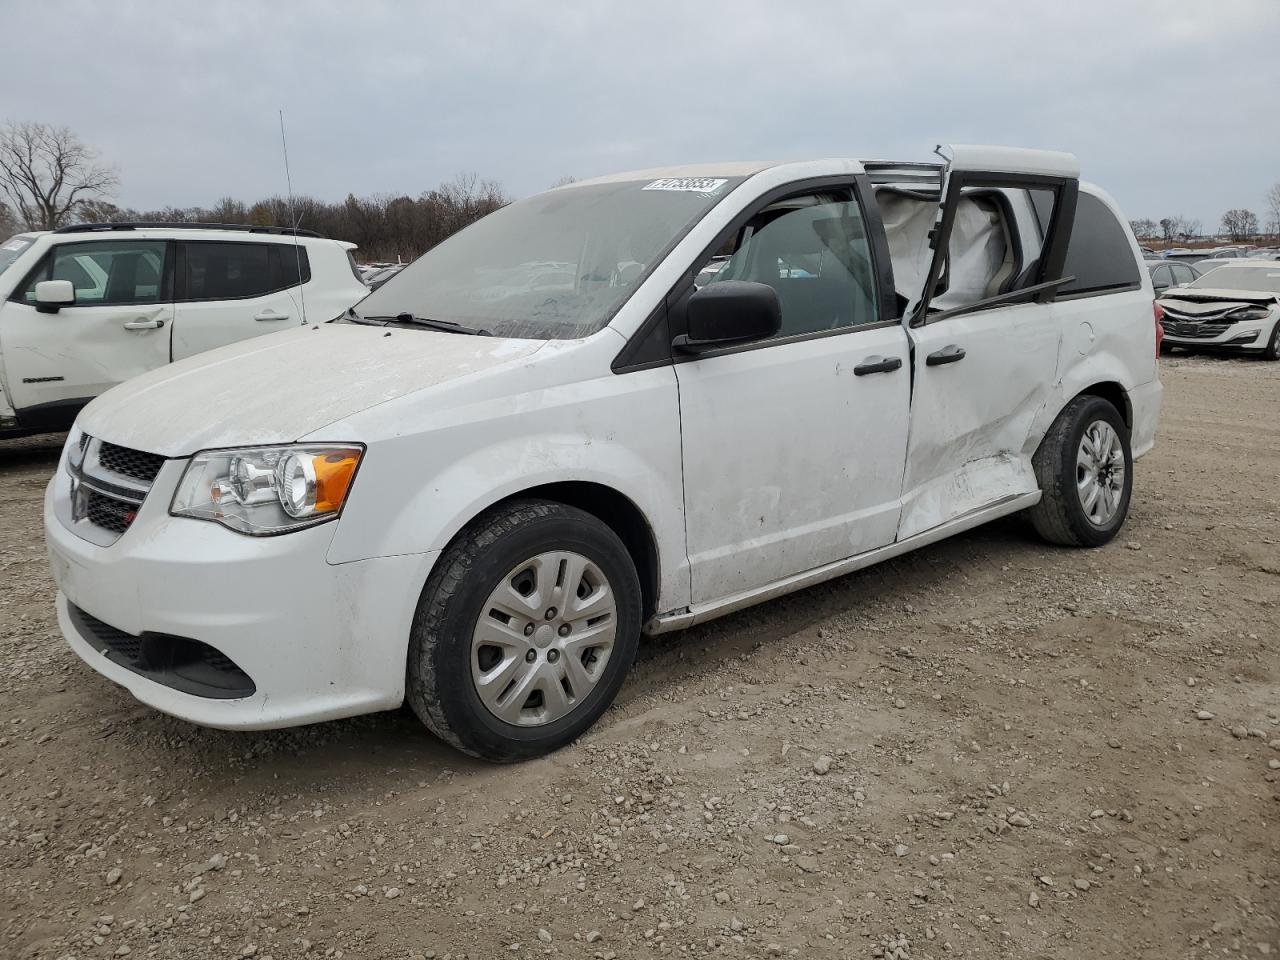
<box><xmin>0</xmin><ymin>223</ymin><xmax>368</xmax><ymax>437</ymax></box>
<box><xmin>45</xmin><ymin>146</ymin><xmax>1162</xmax><ymax>761</ymax></box>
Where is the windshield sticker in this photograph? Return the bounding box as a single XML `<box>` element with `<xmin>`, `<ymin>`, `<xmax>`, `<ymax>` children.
<box><xmin>2</xmin><ymin>238</ymin><xmax>30</xmax><ymax>251</ymax></box>
<box><xmin>643</xmin><ymin>177</ymin><xmax>728</xmax><ymax>194</ymax></box>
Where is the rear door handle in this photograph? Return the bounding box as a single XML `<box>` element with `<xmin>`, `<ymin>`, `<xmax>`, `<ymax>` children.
<box><xmin>122</xmin><ymin>318</ymin><xmax>165</xmax><ymax>330</ymax></box>
<box><xmin>853</xmin><ymin>355</ymin><xmax>903</xmax><ymax>376</ymax></box>
<box><xmin>926</xmin><ymin>344</ymin><xmax>966</xmax><ymax>366</ymax></box>
<box><xmin>254</xmin><ymin>308</ymin><xmax>291</xmax><ymax>322</ymax></box>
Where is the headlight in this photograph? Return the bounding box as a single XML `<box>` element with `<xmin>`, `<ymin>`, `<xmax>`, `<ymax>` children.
<box><xmin>1230</xmin><ymin>306</ymin><xmax>1272</xmax><ymax>321</ymax></box>
<box><xmin>170</xmin><ymin>444</ymin><xmax>363</xmax><ymax>535</ymax></box>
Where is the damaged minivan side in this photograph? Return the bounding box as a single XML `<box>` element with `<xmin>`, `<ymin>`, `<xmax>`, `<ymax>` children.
<box><xmin>45</xmin><ymin>146</ymin><xmax>1162</xmax><ymax>761</ymax></box>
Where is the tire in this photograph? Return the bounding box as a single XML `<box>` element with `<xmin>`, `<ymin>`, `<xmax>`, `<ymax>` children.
<box><xmin>406</xmin><ymin>499</ymin><xmax>641</xmax><ymax>762</ymax></box>
<box><xmin>1263</xmin><ymin>321</ymin><xmax>1280</xmax><ymax>361</ymax></box>
<box><xmin>1027</xmin><ymin>395</ymin><xmax>1133</xmax><ymax>548</ymax></box>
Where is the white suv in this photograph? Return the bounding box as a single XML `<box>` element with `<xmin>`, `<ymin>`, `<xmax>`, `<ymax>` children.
<box><xmin>0</xmin><ymin>223</ymin><xmax>368</xmax><ymax>437</ymax></box>
<box><xmin>44</xmin><ymin>146</ymin><xmax>1162</xmax><ymax>761</ymax></box>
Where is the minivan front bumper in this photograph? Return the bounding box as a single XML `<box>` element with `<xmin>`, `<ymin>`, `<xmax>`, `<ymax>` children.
<box><xmin>45</xmin><ymin>449</ymin><xmax>437</xmax><ymax>730</ymax></box>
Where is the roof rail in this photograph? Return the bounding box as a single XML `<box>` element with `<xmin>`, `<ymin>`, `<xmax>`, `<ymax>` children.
<box><xmin>52</xmin><ymin>221</ymin><xmax>324</xmax><ymax>238</ymax></box>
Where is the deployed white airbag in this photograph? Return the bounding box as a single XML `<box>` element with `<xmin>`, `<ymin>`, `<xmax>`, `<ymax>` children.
<box><xmin>876</xmin><ymin>190</ymin><xmax>1011</xmax><ymax>310</ymax></box>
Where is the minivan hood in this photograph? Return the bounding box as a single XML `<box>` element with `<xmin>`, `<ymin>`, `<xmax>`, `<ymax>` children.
<box><xmin>76</xmin><ymin>324</ymin><xmax>544</xmax><ymax>456</ymax></box>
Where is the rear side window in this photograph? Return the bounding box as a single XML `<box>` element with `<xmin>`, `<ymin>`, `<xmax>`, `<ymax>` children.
<box><xmin>1059</xmin><ymin>193</ymin><xmax>1141</xmax><ymax>296</ymax></box>
<box><xmin>181</xmin><ymin>242</ymin><xmax>311</xmax><ymax>301</ymax></box>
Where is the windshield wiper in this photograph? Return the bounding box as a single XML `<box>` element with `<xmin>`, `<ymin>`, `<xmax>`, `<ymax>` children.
<box><xmin>352</xmin><ymin>311</ymin><xmax>491</xmax><ymax>336</ymax></box>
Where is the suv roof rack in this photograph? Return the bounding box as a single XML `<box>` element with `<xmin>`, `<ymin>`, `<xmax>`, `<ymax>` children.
<box><xmin>52</xmin><ymin>221</ymin><xmax>324</xmax><ymax>238</ymax></box>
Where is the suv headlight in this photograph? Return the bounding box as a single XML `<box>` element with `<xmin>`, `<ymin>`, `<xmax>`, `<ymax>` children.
<box><xmin>171</xmin><ymin>444</ymin><xmax>364</xmax><ymax>535</ymax></box>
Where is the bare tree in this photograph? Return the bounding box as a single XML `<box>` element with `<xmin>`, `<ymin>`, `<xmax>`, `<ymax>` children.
<box><xmin>1266</xmin><ymin>183</ymin><xmax>1280</xmax><ymax>237</ymax></box>
<box><xmin>1129</xmin><ymin>218</ymin><xmax>1157</xmax><ymax>241</ymax></box>
<box><xmin>0</xmin><ymin>121</ymin><xmax>119</xmax><ymax>230</ymax></box>
<box><xmin>0</xmin><ymin>200</ymin><xmax>17</xmax><ymax>237</ymax></box>
<box><xmin>1160</xmin><ymin>216</ymin><xmax>1194</xmax><ymax>244</ymax></box>
<box><xmin>75</xmin><ymin>198</ymin><xmax>126</xmax><ymax>223</ymax></box>
<box><xmin>1220</xmin><ymin>208</ymin><xmax>1259</xmax><ymax>242</ymax></box>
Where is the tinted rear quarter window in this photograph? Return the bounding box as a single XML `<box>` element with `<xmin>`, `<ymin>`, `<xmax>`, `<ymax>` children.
<box><xmin>182</xmin><ymin>242</ymin><xmax>310</xmax><ymax>301</ymax></box>
<box><xmin>1060</xmin><ymin>193</ymin><xmax>1141</xmax><ymax>295</ymax></box>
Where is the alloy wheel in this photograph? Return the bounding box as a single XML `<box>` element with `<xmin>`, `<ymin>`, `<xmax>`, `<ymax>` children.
<box><xmin>1076</xmin><ymin>420</ymin><xmax>1126</xmax><ymax>526</ymax></box>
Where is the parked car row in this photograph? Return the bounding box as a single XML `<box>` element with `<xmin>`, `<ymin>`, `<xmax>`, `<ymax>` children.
<box><xmin>37</xmin><ymin>145</ymin><xmax>1163</xmax><ymax>761</ymax></box>
<box><xmin>1159</xmin><ymin>244</ymin><xmax>1280</xmax><ymax>265</ymax></box>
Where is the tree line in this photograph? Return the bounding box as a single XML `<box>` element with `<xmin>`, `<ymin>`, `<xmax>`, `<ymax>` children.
<box><xmin>3</xmin><ymin>119</ymin><xmax>1278</xmax><ymax>258</ymax></box>
<box><xmin>1130</xmin><ymin>184</ymin><xmax>1280</xmax><ymax>246</ymax></box>
<box><xmin>0</xmin><ymin>121</ymin><xmax>508</xmax><ymax>262</ymax></box>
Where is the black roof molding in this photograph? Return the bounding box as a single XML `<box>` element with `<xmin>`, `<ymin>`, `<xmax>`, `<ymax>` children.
<box><xmin>53</xmin><ymin>221</ymin><xmax>323</xmax><ymax>238</ymax></box>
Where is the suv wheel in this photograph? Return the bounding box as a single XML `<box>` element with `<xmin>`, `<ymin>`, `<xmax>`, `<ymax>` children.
<box><xmin>406</xmin><ymin>499</ymin><xmax>641</xmax><ymax>762</ymax></box>
<box><xmin>1027</xmin><ymin>395</ymin><xmax>1133</xmax><ymax>547</ymax></box>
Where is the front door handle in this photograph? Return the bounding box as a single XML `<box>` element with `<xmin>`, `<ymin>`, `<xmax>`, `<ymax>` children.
<box><xmin>926</xmin><ymin>344</ymin><xmax>966</xmax><ymax>366</ymax></box>
<box><xmin>122</xmin><ymin>318</ymin><xmax>165</xmax><ymax>330</ymax></box>
<box><xmin>254</xmin><ymin>308</ymin><xmax>291</xmax><ymax>322</ymax></box>
<box><xmin>853</xmin><ymin>355</ymin><xmax>903</xmax><ymax>376</ymax></box>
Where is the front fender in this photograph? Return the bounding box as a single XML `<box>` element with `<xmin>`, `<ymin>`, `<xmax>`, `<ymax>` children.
<box><xmin>322</xmin><ymin>364</ymin><xmax>690</xmax><ymax>614</ymax></box>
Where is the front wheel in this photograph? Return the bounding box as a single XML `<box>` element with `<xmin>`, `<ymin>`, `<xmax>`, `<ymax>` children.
<box><xmin>406</xmin><ymin>499</ymin><xmax>641</xmax><ymax>762</ymax></box>
<box><xmin>1027</xmin><ymin>395</ymin><xmax>1133</xmax><ymax>547</ymax></box>
<box><xmin>1262</xmin><ymin>320</ymin><xmax>1280</xmax><ymax>361</ymax></box>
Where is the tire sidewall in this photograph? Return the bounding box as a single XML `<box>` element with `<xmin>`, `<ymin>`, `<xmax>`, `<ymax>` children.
<box><xmin>1057</xmin><ymin>398</ymin><xmax>1133</xmax><ymax>546</ymax></box>
<box><xmin>1264</xmin><ymin>320</ymin><xmax>1280</xmax><ymax>361</ymax></box>
<box><xmin>414</xmin><ymin>508</ymin><xmax>641</xmax><ymax>760</ymax></box>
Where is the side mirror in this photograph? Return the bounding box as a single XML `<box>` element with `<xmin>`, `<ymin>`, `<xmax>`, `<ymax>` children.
<box><xmin>675</xmin><ymin>281</ymin><xmax>781</xmax><ymax>354</ymax></box>
<box><xmin>35</xmin><ymin>279</ymin><xmax>75</xmax><ymax>314</ymax></box>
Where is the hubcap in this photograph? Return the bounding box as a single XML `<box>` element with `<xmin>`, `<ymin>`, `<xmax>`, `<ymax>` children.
<box><xmin>1076</xmin><ymin>420</ymin><xmax>1125</xmax><ymax>526</ymax></box>
<box><xmin>471</xmin><ymin>551</ymin><xmax>617</xmax><ymax>727</ymax></box>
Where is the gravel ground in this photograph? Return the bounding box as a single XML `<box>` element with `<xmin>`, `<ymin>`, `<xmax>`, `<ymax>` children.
<box><xmin>2</xmin><ymin>355</ymin><xmax>1277</xmax><ymax>960</ymax></box>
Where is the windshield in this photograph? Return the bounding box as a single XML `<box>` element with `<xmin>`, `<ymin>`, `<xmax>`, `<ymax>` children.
<box><xmin>351</xmin><ymin>177</ymin><xmax>742</xmax><ymax>338</ymax></box>
<box><xmin>0</xmin><ymin>234</ymin><xmax>36</xmax><ymax>276</ymax></box>
<box><xmin>1191</xmin><ymin>266</ymin><xmax>1280</xmax><ymax>295</ymax></box>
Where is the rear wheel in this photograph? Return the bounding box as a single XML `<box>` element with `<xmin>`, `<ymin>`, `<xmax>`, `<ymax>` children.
<box><xmin>406</xmin><ymin>500</ymin><xmax>641</xmax><ymax>762</ymax></box>
<box><xmin>1027</xmin><ymin>395</ymin><xmax>1133</xmax><ymax>547</ymax></box>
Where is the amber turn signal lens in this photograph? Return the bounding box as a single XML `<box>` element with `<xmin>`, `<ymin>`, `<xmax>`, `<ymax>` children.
<box><xmin>312</xmin><ymin>452</ymin><xmax>360</xmax><ymax>513</ymax></box>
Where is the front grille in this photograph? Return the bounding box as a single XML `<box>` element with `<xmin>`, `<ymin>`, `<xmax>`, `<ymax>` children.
<box><xmin>98</xmin><ymin>441</ymin><xmax>165</xmax><ymax>483</ymax></box>
<box><xmin>69</xmin><ymin>604</ymin><xmax>256</xmax><ymax>700</ymax></box>
<box><xmin>1162</xmin><ymin>320</ymin><xmax>1231</xmax><ymax>340</ymax></box>
<box><xmin>69</xmin><ymin>436</ymin><xmax>167</xmax><ymax>543</ymax></box>
<box><xmin>70</xmin><ymin>607</ymin><xmax>143</xmax><ymax>661</ymax></box>
<box><xmin>84</xmin><ymin>490</ymin><xmax>137</xmax><ymax>533</ymax></box>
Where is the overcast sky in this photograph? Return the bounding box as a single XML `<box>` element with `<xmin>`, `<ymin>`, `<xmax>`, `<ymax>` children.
<box><xmin>5</xmin><ymin>0</ymin><xmax>1278</xmax><ymax>228</ymax></box>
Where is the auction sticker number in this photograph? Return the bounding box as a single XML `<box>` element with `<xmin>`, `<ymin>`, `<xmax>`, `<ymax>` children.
<box><xmin>643</xmin><ymin>178</ymin><xmax>728</xmax><ymax>194</ymax></box>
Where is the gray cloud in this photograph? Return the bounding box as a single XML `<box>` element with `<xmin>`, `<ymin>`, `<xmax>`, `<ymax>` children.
<box><xmin>5</xmin><ymin>0</ymin><xmax>1278</xmax><ymax>227</ymax></box>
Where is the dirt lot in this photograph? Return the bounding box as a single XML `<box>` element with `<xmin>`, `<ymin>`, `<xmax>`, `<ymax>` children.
<box><xmin>2</xmin><ymin>356</ymin><xmax>1277</xmax><ymax>960</ymax></box>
